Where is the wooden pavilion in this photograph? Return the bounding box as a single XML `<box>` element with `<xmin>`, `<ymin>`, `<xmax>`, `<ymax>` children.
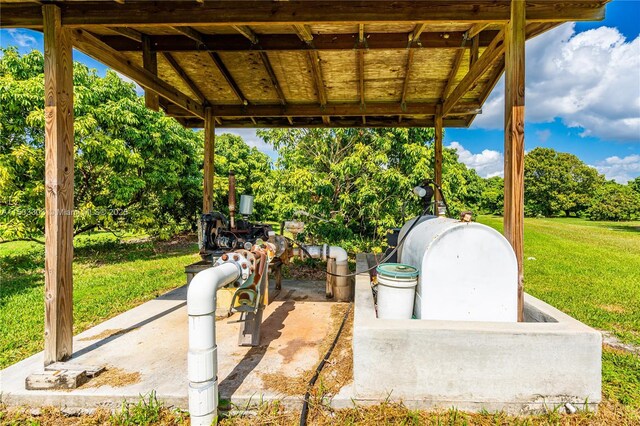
<box><xmin>0</xmin><ymin>0</ymin><xmax>608</xmax><ymax>366</ymax></box>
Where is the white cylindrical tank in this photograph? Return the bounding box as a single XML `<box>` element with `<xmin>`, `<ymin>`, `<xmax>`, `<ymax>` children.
<box><xmin>398</xmin><ymin>216</ymin><xmax>518</xmax><ymax>322</ymax></box>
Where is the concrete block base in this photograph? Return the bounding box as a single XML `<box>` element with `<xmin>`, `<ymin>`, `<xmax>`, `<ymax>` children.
<box><xmin>352</xmin><ymin>254</ymin><xmax>602</xmax><ymax>413</ymax></box>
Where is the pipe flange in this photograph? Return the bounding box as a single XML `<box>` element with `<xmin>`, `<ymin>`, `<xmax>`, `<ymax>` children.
<box><xmin>214</xmin><ymin>252</ymin><xmax>250</xmax><ymax>281</ymax></box>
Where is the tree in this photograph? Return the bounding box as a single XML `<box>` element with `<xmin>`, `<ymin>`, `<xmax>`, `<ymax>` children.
<box><xmin>629</xmin><ymin>176</ymin><xmax>640</xmax><ymax>195</ymax></box>
<box><xmin>587</xmin><ymin>181</ymin><xmax>640</xmax><ymax>221</ymax></box>
<box><xmin>257</xmin><ymin>128</ymin><xmax>484</xmax><ymax>251</ymax></box>
<box><xmin>524</xmin><ymin>147</ymin><xmax>604</xmax><ymax>217</ymax></box>
<box><xmin>479</xmin><ymin>176</ymin><xmax>504</xmax><ymax>215</ymax></box>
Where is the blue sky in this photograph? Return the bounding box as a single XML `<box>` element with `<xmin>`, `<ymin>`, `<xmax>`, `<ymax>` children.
<box><xmin>1</xmin><ymin>0</ymin><xmax>639</xmax><ymax>183</ymax></box>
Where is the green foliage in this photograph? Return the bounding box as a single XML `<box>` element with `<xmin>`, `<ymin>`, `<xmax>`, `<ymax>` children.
<box><xmin>0</xmin><ymin>48</ymin><xmax>272</xmax><ymax>242</ymax></box>
<box><xmin>258</xmin><ymin>128</ymin><xmax>482</xmax><ymax>251</ymax></box>
<box><xmin>588</xmin><ymin>181</ymin><xmax>640</xmax><ymax>221</ymax></box>
<box><xmin>478</xmin><ymin>176</ymin><xmax>504</xmax><ymax>215</ymax></box>
<box><xmin>524</xmin><ymin>147</ymin><xmax>605</xmax><ymax>217</ymax></box>
<box><xmin>628</xmin><ymin>176</ymin><xmax>640</xmax><ymax>194</ymax></box>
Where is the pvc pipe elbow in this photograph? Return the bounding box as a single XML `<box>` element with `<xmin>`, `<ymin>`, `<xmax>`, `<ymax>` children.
<box><xmin>187</xmin><ymin>262</ymin><xmax>241</xmax><ymax>316</ymax></box>
<box><xmin>327</xmin><ymin>245</ymin><xmax>348</xmax><ymax>263</ymax></box>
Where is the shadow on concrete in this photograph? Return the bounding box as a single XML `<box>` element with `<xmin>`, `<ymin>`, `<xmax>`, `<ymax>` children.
<box><xmin>219</xmin><ymin>293</ymin><xmax>296</xmax><ymax>398</ymax></box>
<box><xmin>70</xmin><ymin>301</ymin><xmax>186</xmax><ymax>359</ymax></box>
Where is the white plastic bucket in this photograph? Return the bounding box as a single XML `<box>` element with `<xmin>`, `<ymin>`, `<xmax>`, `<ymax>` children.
<box><xmin>375</xmin><ymin>263</ymin><xmax>418</xmax><ymax>319</ymax></box>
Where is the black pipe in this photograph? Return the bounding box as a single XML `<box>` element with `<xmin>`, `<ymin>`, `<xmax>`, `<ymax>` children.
<box><xmin>299</xmin><ymin>303</ymin><xmax>352</xmax><ymax>426</ymax></box>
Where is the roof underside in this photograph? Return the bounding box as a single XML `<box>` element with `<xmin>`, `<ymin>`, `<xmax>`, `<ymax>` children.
<box><xmin>0</xmin><ymin>1</ymin><xmax>607</xmax><ymax>128</ymax></box>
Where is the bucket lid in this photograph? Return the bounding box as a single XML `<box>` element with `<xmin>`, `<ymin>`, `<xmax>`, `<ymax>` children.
<box><xmin>376</xmin><ymin>263</ymin><xmax>419</xmax><ymax>278</ymax></box>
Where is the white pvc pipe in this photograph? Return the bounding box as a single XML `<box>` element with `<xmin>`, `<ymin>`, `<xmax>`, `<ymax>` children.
<box><xmin>187</xmin><ymin>262</ymin><xmax>241</xmax><ymax>426</ymax></box>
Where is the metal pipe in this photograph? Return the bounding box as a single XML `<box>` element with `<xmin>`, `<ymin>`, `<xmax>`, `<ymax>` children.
<box><xmin>187</xmin><ymin>262</ymin><xmax>241</xmax><ymax>426</ymax></box>
<box><xmin>228</xmin><ymin>171</ymin><xmax>236</xmax><ymax>229</ymax></box>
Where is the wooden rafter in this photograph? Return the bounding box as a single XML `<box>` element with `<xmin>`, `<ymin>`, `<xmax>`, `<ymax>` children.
<box><xmin>97</xmin><ymin>31</ymin><xmax>500</xmax><ymax>53</ymax></box>
<box><xmin>441</xmin><ymin>49</ymin><xmax>465</xmax><ymax>102</ymax></box>
<box><xmin>466</xmin><ymin>23</ymin><xmax>490</xmax><ymax>39</ymax></box>
<box><xmin>208</xmin><ymin>51</ymin><xmax>248</xmax><ymax>105</ymax></box>
<box><xmin>1</xmin><ymin>1</ymin><xmax>607</xmax><ymax>28</ymax></box>
<box><xmin>293</xmin><ymin>25</ymin><xmax>329</xmax><ymax>124</ymax></box>
<box><xmin>161</xmin><ymin>52</ymin><xmax>207</xmax><ymax>104</ymax></box>
<box><xmin>71</xmin><ymin>28</ymin><xmax>204</xmax><ymax>118</ymax></box>
<box><xmin>107</xmin><ymin>26</ymin><xmax>142</xmax><ymax>42</ymax></box>
<box><xmin>442</xmin><ymin>28</ymin><xmax>506</xmax><ymax>115</ymax></box>
<box><xmin>358</xmin><ymin>24</ymin><xmax>365</xmax><ymax>109</ymax></box>
<box><xmin>409</xmin><ymin>23</ymin><xmax>428</xmax><ymax>42</ymax></box>
<box><xmin>229</xmin><ymin>25</ymin><xmax>287</xmax><ymax>106</ymax></box>
<box><xmin>470</xmin><ymin>35</ymin><xmax>480</xmax><ymax>67</ymax></box>
<box><xmin>172</xmin><ymin>26</ymin><xmax>249</xmax><ymax>105</ymax></box>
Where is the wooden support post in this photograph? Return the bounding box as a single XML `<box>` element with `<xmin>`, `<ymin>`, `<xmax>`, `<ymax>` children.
<box><xmin>203</xmin><ymin>107</ymin><xmax>215</xmax><ymax>214</ymax></box>
<box><xmin>43</xmin><ymin>4</ymin><xmax>74</xmax><ymax>366</ymax></box>
<box><xmin>142</xmin><ymin>35</ymin><xmax>159</xmax><ymax>111</ymax></box>
<box><xmin>504</xmin><ymin>0</ymin><xmax>526</xmax><ymax>322</ymax></box>
<box><xmin>434</xmin><ymin>104</ymin><xmax>443</xmax><ymax>208</ymax></box>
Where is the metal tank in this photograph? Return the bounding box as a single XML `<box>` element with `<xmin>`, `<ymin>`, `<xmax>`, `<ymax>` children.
<box><xmin>397</xmin><ymin>216</ymin><xmax>518</xmax><ymax>322</ymax></box>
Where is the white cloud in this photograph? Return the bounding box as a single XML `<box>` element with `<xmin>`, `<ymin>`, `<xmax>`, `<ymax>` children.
<box><xmin>473</xmin><ymin>24</ymin><xmax>640</xmax><ymax>141</ymax></box>
<box><xmin>448</xmin><ymin>141</ymin><xmax>504</xmax><ymax>178</ymax></box>
<box><xmin>114</xmin><ymin>71</ymin><xmax>144</xmax><ymax>96</ymax></box>
<box><xmin>7</xmin><ymin>29</ymin><xmax>37</xmax><ymax>48</ymax></box>
<box><xmin>594</xmin><ymin>154</ymin><xmax>640</xmax><ymax>183</ymax></box>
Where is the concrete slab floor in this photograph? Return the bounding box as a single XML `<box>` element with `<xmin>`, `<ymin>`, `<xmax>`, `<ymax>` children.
<box><xmin>0</xmin><ymin>279</ymin><xmax>349</xmax><ymax>411</ymax></box>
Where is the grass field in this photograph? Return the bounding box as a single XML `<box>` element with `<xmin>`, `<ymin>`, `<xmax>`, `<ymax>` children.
<box><xmin>1</xmin><ymin>217</ymin><xmax>639</xmax><ymax>423</ymax></box>
<box><xmin>0</xmin><ymin>233</ymin><xmax>200</xmax><ymax>369</ymax></box>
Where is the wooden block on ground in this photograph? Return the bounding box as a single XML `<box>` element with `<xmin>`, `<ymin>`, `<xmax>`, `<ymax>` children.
<box><xmin>26</xmin><ymin>370</ymin><xmax>88</xmax><ymax>390</ymax></box>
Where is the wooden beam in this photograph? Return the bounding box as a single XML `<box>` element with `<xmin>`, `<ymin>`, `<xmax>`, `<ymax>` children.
<box><xmin>71</xmin><ymin>29</ymin><xmax>204</xmax><ymax>118</ymax></box>
<box><xmin>409</xmin><ymin>23</ymin><xmax>428</xmax><ymax>43</ymax></box>
<box><xmin>2</xmin><ymin>1</ymin><xmax>606</xmax><ymax>28</ymax></box>
<box><xmin>294</xmin><ymin>24</ymin><xmax>314</xmax><ymax>43</ymax></box>
<box><xmin>442</xmin><ymin>28</ymin><xmax>505</xmax><ymax>115</ymax></box>
<box><xmin>504</xmin><ymin>0</ymin><xmax>526</xmax><ymax>322</ymax></box>
<box><xmin>98</xmin><ymin>31</ymin><xmax>500</xmax><ymax>53</ymax></box>
<box><xmin>434</xmin><ymin>104</ymin><xmax>444</xmax><ymax>207</ymax></box>
<box><xmin>441</xmin><ymin>49</ymin><xmax>465</xmax><ymax>102</ymax></box>
<box><xmin>142</xmin><ymin>35</ymin><xmax>159</xmax><ymax>111</ymax></box>
<box><xmin>466</xmin><ymin>23</ymin><xmax>490</xmax><ymax>39</ymax></box>
<box><xmin>172</xmin><ymin>26</ymin><xmax>249</xmax><ymax>105</ymax></box>
<box><xmin>470</xmin><ymin>34</ymin><xmax>480</xmax><ymax>67</ymax></box>
<box><xmin>358</xmin><ymin>51</ymin><xmax>365</xmax><ymax>107</ymax></box>
<box><xmin>165</xmin><ymin>102</ymin><xmax>481</xmax><ymax>118</ymax></box>
<box><xmin>107</xmin><ymin>26</ymin><xmax>143</xmax><ymax>42</ymax></box>
<box><xmin>259</xmin><ymin>52</ymin><xmax>287</xmax><ymax>105</ymax></box>
<box><xmin>161</xmin><ymin>52</ymin><xmax>207</xmax><ymax>104</ymax></box>
<box><xmin>203</xmin><ymin>107</ymin><xmax>215</xmax><ymax>214</ymax></box>
<box><xmin>179</xmin><ymin>117</ymin><xmax>470</xmax><ymax>129</ymax></box>
<box><xmin>232</xmin><ymin>25</ymin><xmax>258</xmax><ymax>44</ymax></box>
<box><xmin>208</xmin><ymin>51</ymin><xmax>248</xmax><ymax>105</ymax></box>
<box><xmin>400</xmin><ymin>49</ymin><xmax>415</xmax><ymax>105</ymax></box>
<box><xmin>43</xmin><ymin>4</ymin><xmax>74</xmax><ymax>366</ymax></box>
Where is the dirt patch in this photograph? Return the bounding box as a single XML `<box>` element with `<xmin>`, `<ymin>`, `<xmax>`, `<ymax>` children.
<box><xmin>259</xmin><ymin>303</ymin><xmax>352</xmax><ymax>397</ymax></box>
<box><xmin>601</xmin><ymin>331</ymin><xmax>640</xmax><ymax>356</ymax></box>
<box><xmin>283</xmin><ymin>260</ymin><xmax>329</xmax><ymax>281</ymax></box>
<box><xmin>600</xmin><ymin>304</ymin><xmax>627</xmax><ymax>314</ymax></box>
<box><xmin>77</xmin><ymin>367</ymin><xmax>141</xmax><ymax>389</ymax></box>
<box><xmin>78</xmin><ymin>327</ymin><xmax>139</xmax><ymax>341</ymax></box>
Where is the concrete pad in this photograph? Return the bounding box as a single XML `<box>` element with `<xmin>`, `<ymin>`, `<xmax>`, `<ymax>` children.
<box><xmin>352</xmin><ymin>254</ymin><xmax>602</xmax><ymax>414</ymax></box>
<box><xmin>0</xmin><ymin>279</ymin><xmax>345</xmax><ymax>411</ymax></box>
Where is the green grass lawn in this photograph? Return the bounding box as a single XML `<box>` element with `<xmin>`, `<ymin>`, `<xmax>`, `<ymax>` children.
<box><xmin>478</xmin><ymin>216</ymin><xmax>640</xmax><ymax>407</ymax></box>
<box><xmin>0</xmin><ymin>232</ymin><xmax>199</xmax><ymax>369</ymax></box>
<box><xmin>1</xmin><ymin>217</ymin><xmax>639</xmax><ymax>410</ymax></box>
